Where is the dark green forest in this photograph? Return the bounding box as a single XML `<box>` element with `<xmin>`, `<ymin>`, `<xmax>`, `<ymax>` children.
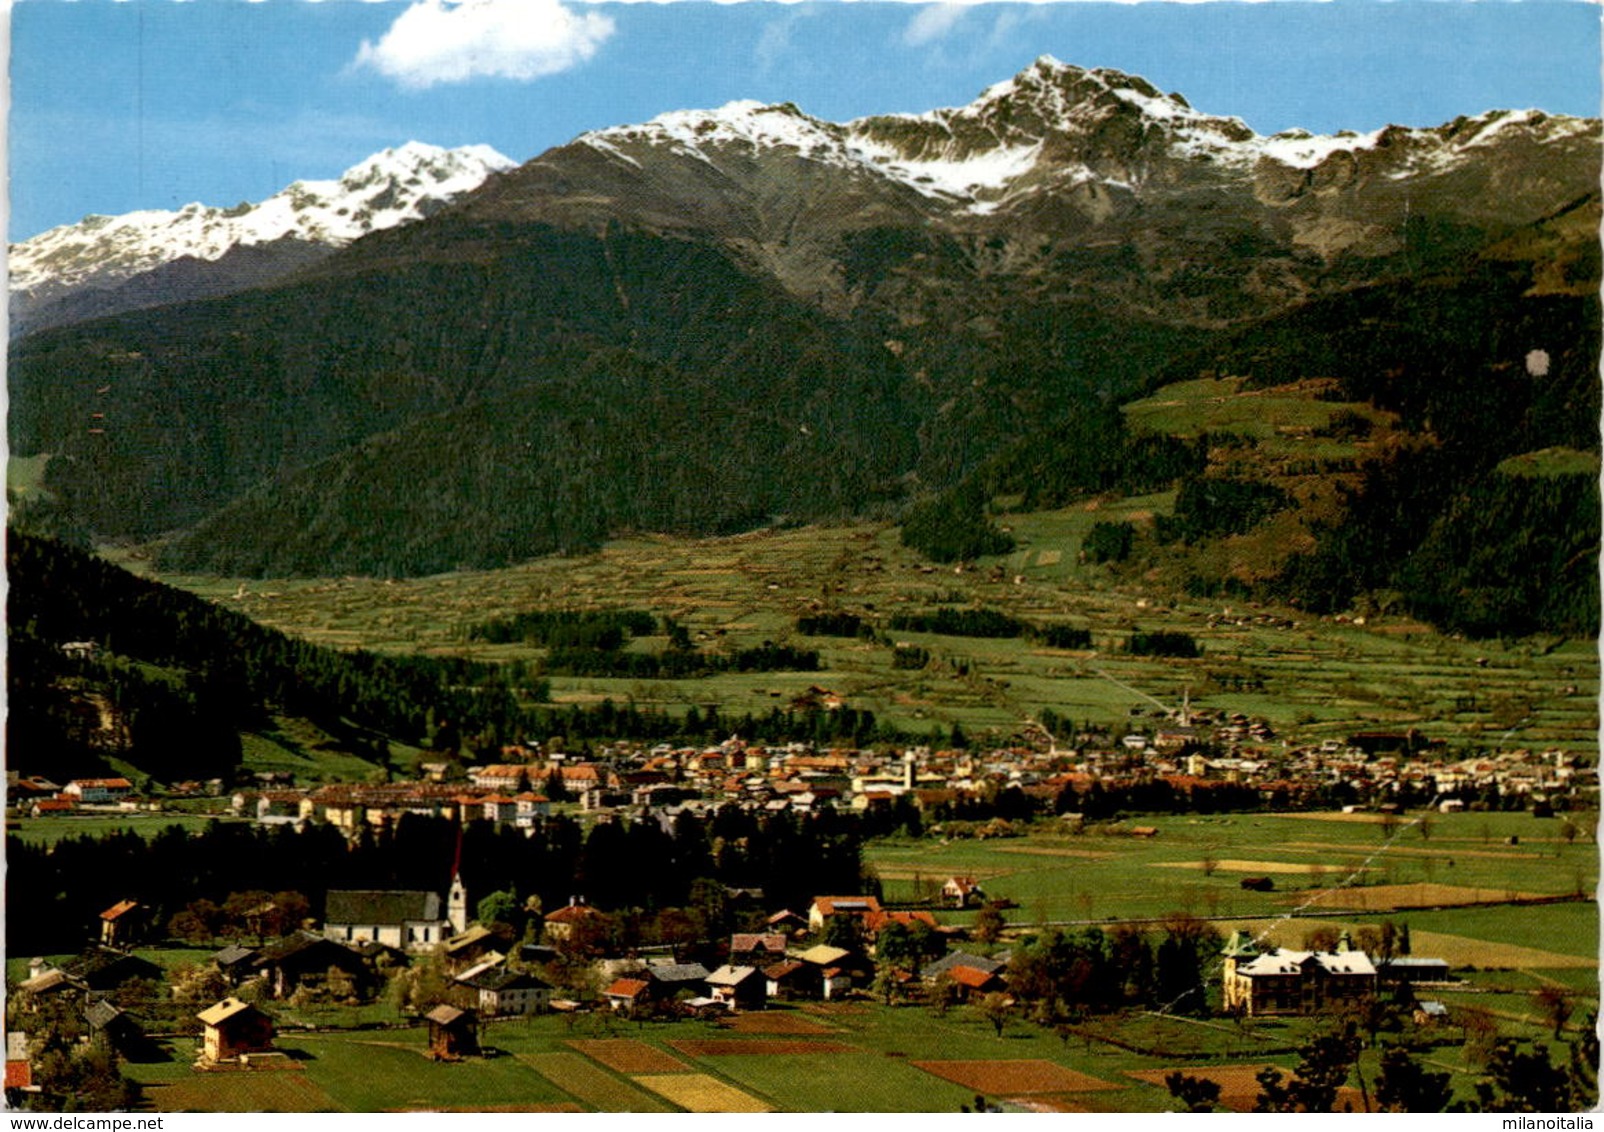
<box><xmin>7</xmin><ymin>531</ymin><xmax>545</xmax><ymax>782</ymax></box>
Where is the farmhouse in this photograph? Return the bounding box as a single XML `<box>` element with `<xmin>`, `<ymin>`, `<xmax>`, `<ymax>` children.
<box><xmin>252</xmin><ymin>931</ymin><xmax>370</xmax><ymax>999</ymax></box>
<box><xmin>1220</xmin><ymin>933</ymin><xmax>1377</xmax><ymax>1017</ymax></box>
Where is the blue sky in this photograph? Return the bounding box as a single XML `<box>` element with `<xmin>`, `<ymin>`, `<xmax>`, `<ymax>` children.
<box><xmin>9</xmin><ymin>0</ymin><xmax>1602</xmax><ymax>242</ymax></box>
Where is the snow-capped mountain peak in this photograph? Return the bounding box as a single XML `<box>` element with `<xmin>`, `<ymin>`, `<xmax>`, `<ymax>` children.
<box><xmin>576</xmin><ymin>56</ymin><xmax>1595</xmax><ymax>221</ymax></box>
<box><xmin>10</xmin><ymin>142</ymin><xmax>516</xmax><ymax>298</ymax></box>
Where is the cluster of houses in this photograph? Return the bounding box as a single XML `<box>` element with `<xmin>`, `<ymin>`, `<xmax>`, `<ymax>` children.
<box><xmin>205</xmin><ymin>729</ymin><xmax>1594</xmax><ymax>834</ymax></box>
<box><xmin>10</xmin><ymin>862</ymin><xmax>1464</xmax><ymax>1087</ymax></box>
<box><xmin>10</xmin><ymin>716</ymin><xmax>1592</xmax><ymax>833</ymax></box>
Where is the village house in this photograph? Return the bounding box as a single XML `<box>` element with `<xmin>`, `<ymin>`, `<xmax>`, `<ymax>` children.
<box><xmin>513</xmin><ymin>792</ymin><xmax>551</xmax><ymax>825</ymax></box>
<box><xmin>807</xmin><ymin>895</ymin><xmax>883</xmax><ymax>933</ymax></box>
<box><xmin>921</xmin><ymin>950</ymin><xmax>1006</xmax><ymax>987</ymax></box>
<box><xmin>86</xmin><ymin>1001</ymin><xmax>149</xmax><ymax>1060</ymax></box>
<box><xmin>543</xmin><ymin>899</ymin><xmax>605</xmax><ymax>944</ymax></box>
<box><xmin>456</xmin><ymin>967</ymin><xmax>551</xmax><ymax>1017</ymax></box>
<box><xmin>942</xmin><ymin>964</ymin><xmax>1007</xmax><ymax>1002</ymax></box>
<box><xmin>864</xmin><ymin>909</ymin><xmax>939</xmax><ymax>948</ymax></box>
<box><xmin>646</xmin><ymin>962</ymin><xmax>711</xmax><ymax>1002</ymax></box>
<box><xmin>941</xmin><ymin>876</ymin><xmax>985</xmax><ymax>908</ymax></box>
<box><xmin>728</xmin><ymin>934</ymin><xmax>788</xmax><ymax>968</ymax></box>
<box><xmin>794</xmin><ymin>944</ymin><xmax>864</xmax><ymax>1000</ymax></box>
<box><xmin>440</xmin><ymin>925</ymin><xmax>501</xmax><ymax>974</ymax></box>
<box><xmin>705</xmin><ymin>965</ymin><xmax>767</xmax><ymax>1011</ymax></box>
<box><xmin>761</xmin><ymin>959</ymin><xmax>820</xmax><ymax>1001</ymax></box>
<box><xmin>601</xmin><ymin>977</ymin><xmax>651</xmax><ymax>1014</ymax></box>
<box><xmin>196</xmin><ymin>998</ymin><xmax>275</xmax><ymax>1064</ymax></box>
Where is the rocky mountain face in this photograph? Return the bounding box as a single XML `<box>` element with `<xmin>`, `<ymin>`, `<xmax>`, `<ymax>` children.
<box><xmin>9</xmin><ymin>142</ymin><xmax>514</xmax><ymax>335</ymax></box>
<box><xmin>9</xmin><ymin>59</ymin><xmax>1599</xmax><ymax>589</ymax></box>
<box><xmin>461</xmin><ymin>57</ymin><xmax>1598</xmax><ymax>322</ymax></box>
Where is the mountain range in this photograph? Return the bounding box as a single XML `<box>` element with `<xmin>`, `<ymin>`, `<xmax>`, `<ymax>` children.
<box><xmin>9</xmin><ymin>57</ymin><xmax>1600</xmax><ymax>631</ymax></box>
<box><xmin>9</xmin><ymin>141</ymin><xmax>514</xmax><ymax>336</ymax></box>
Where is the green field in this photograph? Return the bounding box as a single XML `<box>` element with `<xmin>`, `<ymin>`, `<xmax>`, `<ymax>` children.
<box><xmin>5</xmin><ymin>813</ymin><xmax>235</xmax><ymax>847</ymax></box>
<box><xmin>121</xmin><ymin>973</ymin><xmax>1592</xmax><ymax>1114</ymax></box>
<box><xmin>868</xmin><ymin>810</ymin><xmax>1598</xmax><ymax>927</ymax></box>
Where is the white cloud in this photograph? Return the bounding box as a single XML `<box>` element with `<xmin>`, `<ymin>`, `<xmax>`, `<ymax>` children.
<box><xmin>903</xmin><ymin>3</ymin><xmax>966</xmax><ymax>46</ymax></box>
<box><xmin>353</xmin><ymin>0</ymin><xmax>615</xmax><ymax>89</ymax></box>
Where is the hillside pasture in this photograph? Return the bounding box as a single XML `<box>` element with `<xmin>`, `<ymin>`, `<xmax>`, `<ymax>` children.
<box><xmin>149</xmin><ymin>518</ymin><xmax>1598</xmax><ymax>756</ymax></box>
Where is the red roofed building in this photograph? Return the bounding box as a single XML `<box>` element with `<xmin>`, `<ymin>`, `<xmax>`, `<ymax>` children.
<box><xmin>543</xmin><ymin>900</ymin><xmax>605</xmax><ymax>944</ymax></box>
<box><xmin>99</xmin><ymin>899</ymin><xmax>147</xmax><ymax>948</ymax></box>
<box><xmin>602</xmin><ymin>978</ymin><xmax>650</xmax><ymax>1013</ymax></box>
<box><xmin>5</xmin><ymin>1033</ymin><xmax>32</xmax><ymax>1097</ymax></box>
<box><xmin>945</xmin><ymin>964</ymin><xmax>1006</xmax><ymax>1001</ymax></box>
<box><xmin>807</xmin><ymin>895</ymin><xmax>883</xmax><ymax>932</ymax></box>
<box><xmin>468</xmin><ymin>765</ymin><xmax>527</xmax><ymax>792</ymax></box>
<box><xmin>864</xmin><ymin>909</ymin><xmax>939</xmax><ymax>937</ymax></box>
<box><xmin>63</xmin><ymin>778</ymin><xmax>133</xmax><ymax>804</ymax></box>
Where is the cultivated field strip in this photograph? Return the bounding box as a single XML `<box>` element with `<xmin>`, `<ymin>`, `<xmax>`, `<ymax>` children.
<box><xmin>567</xmin><ymin>1038</ymin><xmax>691</xmax><ymax>1074</ymax></box>
<box><xmin>520</xmin><ymin>1052</ymin><xmax>676</xmax><ymax>1112</ymax></box>
<box><xmin>631</xmin><ymin>1072</ymin><xmax>775</xmax><ymax>1112</ymax></box>
<box><xmin>913</xmin><ymin>1059</ymin><xmax>1122</xmax><ymax>1095</ymax></box>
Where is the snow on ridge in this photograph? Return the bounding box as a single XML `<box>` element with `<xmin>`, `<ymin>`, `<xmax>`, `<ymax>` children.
<box><xmin>11</xmin><ymin>142</ymin><xmax>514</xmax><ymax>295</ymax></box>
<box><xmin>846</xmin><ymin>137</ymin><xmax>1044</xmax><ymax>201</ymax></box>
<box><xmin>588</xmin><ymin>100</ymin><xmax>848</xmax><ymax>160</ymax></box>
<box><xmin>1256</xmin><ymin>128</ymin><xmax>1384</xmax><ymax>170</ymax></box>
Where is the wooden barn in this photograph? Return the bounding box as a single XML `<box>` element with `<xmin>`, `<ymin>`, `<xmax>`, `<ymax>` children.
<box><xmin>425</xmin><ymin>1004</ymin><xmax>479</xmax><ymax>1060</ymax></box>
